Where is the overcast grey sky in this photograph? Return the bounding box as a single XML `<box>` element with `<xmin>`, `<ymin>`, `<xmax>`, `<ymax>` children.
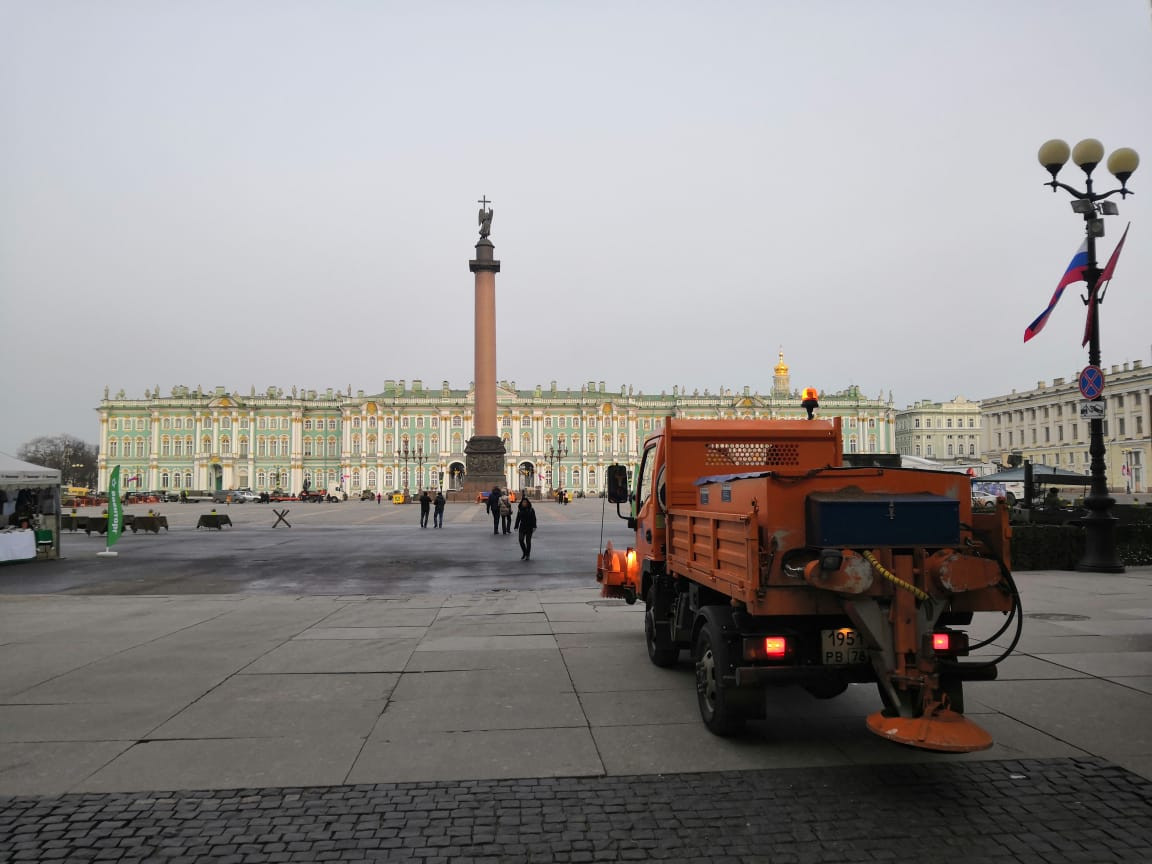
<box><xmin>2</xmin><ymin>0</ymin><xmax>1151</xmax><ymax>455</ymax></box>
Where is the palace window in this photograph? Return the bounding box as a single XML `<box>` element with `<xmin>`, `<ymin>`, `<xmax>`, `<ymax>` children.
<box><xmin>162</xmin><ymin>437</ymin><xmax>171</xmax><ymax>456</ymax></box>
<box><xmin>304</xmin><ymin>439</ymin><xmax>313</xmax><ymax>456</ymax></box>
<box><xmin>328</xmin><ymin>437</ymin><xmax>338</xmax><ymax>456</ymax></box>
<box><xmin>352</xmin><ymin>435</ymin><xmax>361</xmax><ymax>455</ymax></box>
<box><xmin>239</xmin><ymin>437</ymin><xmax>249</xmax><ymax>457</ymax></box>
<box><xmin>221</xmin><ymin>417</ymin><xmax>231</xmax><ymax>430</ymax></box>
<box><xmin>452</xmin><ymin>416</ymin><xmax>462</xmax><ymax>428</ymax></box>
<box><xmin>304</xmin><ymin>420</ymin><xmax>312</xmax><ymax>430</ymax></box>
<box><xmin>220</xmin><ymin>437</ymin><xmax>230</xmax><ymax>455</ymax></box>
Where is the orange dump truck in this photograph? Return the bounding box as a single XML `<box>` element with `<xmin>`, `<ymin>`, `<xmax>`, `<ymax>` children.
<box><xmin>596</xmin><ymin>415</ymin><xmax>1020</xmax><ymax>752</ymax></box>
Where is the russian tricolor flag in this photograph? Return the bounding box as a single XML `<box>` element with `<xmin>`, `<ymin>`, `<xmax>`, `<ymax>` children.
<box><xmin>1023</xmin><ymin>240</ymin><xmax>1089</xmax><ymax>342</ymax></box>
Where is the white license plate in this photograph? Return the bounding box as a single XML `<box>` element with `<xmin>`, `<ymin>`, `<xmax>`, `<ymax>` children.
<box><xmin>821</xmin><ymin>628</ymin><xmax>868</xmax><ymax>665</ymax></box>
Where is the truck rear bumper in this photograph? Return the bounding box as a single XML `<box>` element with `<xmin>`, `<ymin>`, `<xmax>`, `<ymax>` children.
<box><xmin>733</xmin><ymin>665</ymin><xmax>874</xmax><ymax>688</ymax></box>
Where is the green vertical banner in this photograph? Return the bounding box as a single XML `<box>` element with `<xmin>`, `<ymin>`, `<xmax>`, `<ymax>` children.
<box><xmin>107</xmin><ymin>465</ymin><xmax>123</xmax><ymax>549</ymax></box>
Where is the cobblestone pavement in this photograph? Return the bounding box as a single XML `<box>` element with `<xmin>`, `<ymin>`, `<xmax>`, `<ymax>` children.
<box><xmin>3</xmin><ymin>758</ymin><xmax>1150</xmax><ymax>863</ymax></box>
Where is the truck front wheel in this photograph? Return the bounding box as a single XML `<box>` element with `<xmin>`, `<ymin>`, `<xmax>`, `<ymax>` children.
<box><xmin>645</xmin><ymin>586</ymin><xmax>679</xmax><ymax>667</ymax></box>
<box><xmin>694</xmin><ymin>620</ymin><xmax>744</xmax><ymax>735</ymax></box>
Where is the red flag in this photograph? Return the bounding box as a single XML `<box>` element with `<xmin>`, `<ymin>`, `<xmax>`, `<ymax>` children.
<box><xmin>1083</xmin><ymin>223</ymin><xmax>1129</xmax><ymax>346</ymax></box>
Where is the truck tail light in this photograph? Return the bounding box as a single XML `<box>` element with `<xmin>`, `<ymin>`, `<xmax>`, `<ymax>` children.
<box><xmin>743</xmin><ymin>635</ymin><xmax>790</xmax><ymax>661</ymax></box>
<box><xmin>930</xmin><ymin>629</ymin><xmax>969</xmax><ymax>656</ymax></box>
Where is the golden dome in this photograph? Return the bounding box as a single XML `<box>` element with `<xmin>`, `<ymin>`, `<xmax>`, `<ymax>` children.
<box><xmin>773</xmin><ymin>350</ymin><xmax>789</xmax><ymax>375</ymax></box>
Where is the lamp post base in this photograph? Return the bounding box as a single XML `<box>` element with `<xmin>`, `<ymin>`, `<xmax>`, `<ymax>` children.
<box><xmin>1075</xmin><ymin>497</ymin><xmax>1125</xmax><ymax>573</ymax></box>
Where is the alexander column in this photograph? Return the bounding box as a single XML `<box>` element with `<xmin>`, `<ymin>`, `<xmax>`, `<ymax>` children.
<box><xmin>463</xmin><ymin>196</ymin><xmax>507</xmax><ymax>496</ymax></box>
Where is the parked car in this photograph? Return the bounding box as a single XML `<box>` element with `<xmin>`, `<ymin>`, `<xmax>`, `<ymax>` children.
<box><xmin>971</xmin><ymin>490</ymin><xmax>1001</xmax><ymax>509</ymax></box>
<box><xmin>360</xmin><ymin>490</ymin><xmax>377</xmax><ymax>501</ymax></box>
<box><xmin>232</xmin><ymin>490</ymin><xmax>261</xmax><ymax>503</ymax></box>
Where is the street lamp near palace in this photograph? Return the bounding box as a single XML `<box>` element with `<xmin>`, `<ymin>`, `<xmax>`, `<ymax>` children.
<box><xmin>413</xmin><ymin>439</ymin><xmax>426</xmax><ymax>492</ymax></box>
<box><xmin>396</xmin><ymin>441</ymin><xmax>414</xmax><ymax>498</ymax></box>
<box><xmin>545</xmin><ymin>444</ymin><xmax>567</xmax><ymax>498</ymax></box>
<box><xmin>1037</xmin><ymin>137</ymin><xmax>1139</xmax><ymax>573</ymax></box>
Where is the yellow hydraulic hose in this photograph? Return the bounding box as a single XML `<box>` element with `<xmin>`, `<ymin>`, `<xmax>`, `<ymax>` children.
<box><xmin>862</xmin><ymin>550</ymin><xmax>930</xmax><ymax>603</ymax></box>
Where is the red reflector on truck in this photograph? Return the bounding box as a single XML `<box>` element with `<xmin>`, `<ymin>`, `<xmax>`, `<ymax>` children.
<box><xmin>932</xmin><ymin>633</ymin><xmax>951</xmax><ymax>651</ymax></box>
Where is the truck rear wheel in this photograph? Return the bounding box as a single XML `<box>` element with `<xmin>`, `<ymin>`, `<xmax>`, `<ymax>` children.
<box><xmin>694</xmin><ymin>620</ymin><xmax>744</xmax><ymax>735</ymax></box>
<box><xmin>645</xmin><ymin>586</ymin><xmax>679</xmax><ymax>667</ymax></box>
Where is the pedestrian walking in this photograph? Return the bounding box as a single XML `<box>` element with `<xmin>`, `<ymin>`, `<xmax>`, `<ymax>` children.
<box><xmin>377</xmin><ymin>492</ymin><xmax>382</xmax><ymax>505</ymax></box>
<box><xmin>419</xmin><ymin>490</ymin><xmax>432</xmax><ymax>528</ymax></box>
<box><xmin>514</xmin><ymin>496</ymin><xmax>537</xmax><ymax>560</ymax></box>
<box><xmin>433</xmin><ymin>490</ymin><xmax>445</xmax><ymax>527</ymax></box>
<box><xmin>499</xmin><ymin>490</ymin><xmax>512</xmax><ymax>534</ymax></box>
<box><xmin>486</xmin><ymin>485</ymin><xmax>502</xmax><ymax>534</ymax></box>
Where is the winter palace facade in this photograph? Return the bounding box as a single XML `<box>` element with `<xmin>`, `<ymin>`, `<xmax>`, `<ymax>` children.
<box><xmin>95</xmin><ymin>354</ymin><xmax>897</xmax><ymax>497</ymax></box>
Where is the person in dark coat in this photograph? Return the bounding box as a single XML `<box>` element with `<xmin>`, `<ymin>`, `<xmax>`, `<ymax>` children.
<box><xmin>514</xmin><ymin>497</ymin><xmax>537</xmax><ymax>560</ymax></box>
<box><xmin>419</xmin><ymin>490</ymin><xmax>432</xmax><ymax>528</ymax></box>
<box><xmin>433</xmin><ymin>490</ymin><xmax>446</xmax><ymax>527</ymax></box>
<box><xmin>486</xmin><ymin>485</ymin><xmax>502</xmax><ymax>534</ymax></box>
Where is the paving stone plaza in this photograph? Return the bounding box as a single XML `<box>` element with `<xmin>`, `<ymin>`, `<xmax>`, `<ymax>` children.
<box><xmin>1</xmin><ymin>500</ymin><xmax>1151</xmax><ymax>861</ymax></box>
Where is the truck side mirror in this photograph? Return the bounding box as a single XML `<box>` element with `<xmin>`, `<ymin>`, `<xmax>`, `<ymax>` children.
<box><xmin>606</xmin><ymin>464</ymin><xmax>629</xmax><ymax>504</ymax></box>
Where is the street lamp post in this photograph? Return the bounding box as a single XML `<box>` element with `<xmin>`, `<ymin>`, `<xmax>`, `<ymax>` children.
<box><xmin>414</xmin><ymin>440</ymin><xmax>426</xmax><ymax>493</ymax></box>
<box><xmin>396</xmin><ymin>441</ymin><xmax>413</xmax><ymax>498</ymax></box>
<box><xmin>1037</xmin><ymin>137</ymin><xmax>1139</xmax><ymax>573</ymax></box>
<box><xmin>545</xmin><ymin>444</ymin><xmax>568</xmax><ymax>499</ymax></box>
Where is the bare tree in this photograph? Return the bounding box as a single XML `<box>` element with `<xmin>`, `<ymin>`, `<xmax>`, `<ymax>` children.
<box><xmin>17</xmin><ymin>435</ymin><xmax>99</xmax><ymax>488</ymax></box>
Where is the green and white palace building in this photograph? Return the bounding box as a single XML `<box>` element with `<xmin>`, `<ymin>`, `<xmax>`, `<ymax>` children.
<box><xmin>95</xmin><ymin>353</ymin><xmax>896</xmax><ymax>497</ymax></box>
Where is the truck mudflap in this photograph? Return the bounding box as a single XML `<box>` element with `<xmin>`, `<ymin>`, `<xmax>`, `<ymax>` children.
<box><xmin>596</xmin><ymin>541</ymin><xmax>640</xmax><ymax>604</ymax></box>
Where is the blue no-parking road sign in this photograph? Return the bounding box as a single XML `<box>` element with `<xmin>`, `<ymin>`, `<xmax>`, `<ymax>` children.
<box><xmin>1079</xmin><ymin>365</ymin><xmax>1104</xmax><ymax>400</ymax></box>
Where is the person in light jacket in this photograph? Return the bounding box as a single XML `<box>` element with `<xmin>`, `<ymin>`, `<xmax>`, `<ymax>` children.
<box><xmin>498</xmin><ymin>491</ymin><xmax>512</xmax><ymax>535</ymax></box>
